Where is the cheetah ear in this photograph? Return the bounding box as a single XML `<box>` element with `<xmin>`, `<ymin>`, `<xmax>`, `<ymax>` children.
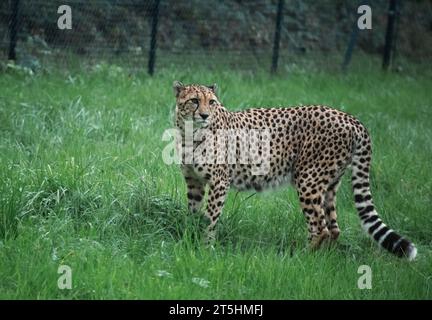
<box><xmin>173</xmin><ymin>81</ymin><xmax>184</xmax><ymax>97</ymax></box>
<box><xmin>207</xmin><ymin>83</ymin><xmax>218</xmax><ymax>94</ymax></box>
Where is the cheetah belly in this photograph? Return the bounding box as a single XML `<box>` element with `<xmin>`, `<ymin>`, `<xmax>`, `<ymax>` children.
<box><xmin>229</xmin><ymin>164</ymin><xmax>293</xmax><ymax>192</ymax></box>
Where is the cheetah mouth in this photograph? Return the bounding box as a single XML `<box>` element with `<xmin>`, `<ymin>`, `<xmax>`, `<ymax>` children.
<box><xmin>194</xmin><ymin>119</ymin><xmax>209</xmax><ymax>127</ymax></box>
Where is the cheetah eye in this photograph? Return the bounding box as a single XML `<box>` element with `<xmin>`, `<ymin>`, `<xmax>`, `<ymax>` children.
<box><xmin>190</xmin><ymin>98</ymin><xmax>199</xmax><ymax>105</ymax></box>
<box><xmin>209</xmin><ymin>99</ymin><xmax>216</xmax><ymax>105</ymax></box>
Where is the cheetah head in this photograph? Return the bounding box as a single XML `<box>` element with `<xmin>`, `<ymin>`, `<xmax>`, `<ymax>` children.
<box><xmin>173</xmin><ymin>81</ymin><xmax>219</xmax><ymax>128</ymax></box>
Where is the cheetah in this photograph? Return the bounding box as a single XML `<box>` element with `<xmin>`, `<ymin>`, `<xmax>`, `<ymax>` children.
<box><xmin>172</xmin><ymin>81</ymin><xmax>417</xmax><ymax>260</ymax></box>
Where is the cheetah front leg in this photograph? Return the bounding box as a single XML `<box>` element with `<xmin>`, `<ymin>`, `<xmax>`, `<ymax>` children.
<box><xmin>184</xmin><ymin>176</ymin><xmax>206</xmax><ymax>214</ymax></box>
<box><xmin>204</xmin><ymin>178</ymin><xmax>229</xmax><ymax>244</ymax></box>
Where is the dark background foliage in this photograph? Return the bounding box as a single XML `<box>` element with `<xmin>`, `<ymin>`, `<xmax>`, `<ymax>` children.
<box><xmin>1</xmin><ymin>1</ymin><xmax>431</xmax><ymax>71</ymax></box>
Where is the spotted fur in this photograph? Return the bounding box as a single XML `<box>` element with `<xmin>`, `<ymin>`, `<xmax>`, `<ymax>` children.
<box><xmin>172</xmin><ymin>81</ymin><xmax>417</xmax><ymax>260</ymax></box>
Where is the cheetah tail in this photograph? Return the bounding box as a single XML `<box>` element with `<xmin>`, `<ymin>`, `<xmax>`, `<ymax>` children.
<box><xmin>351</xmin><ymin>139</ymin><xmax>417</xmax><ymax>261</ymax></box>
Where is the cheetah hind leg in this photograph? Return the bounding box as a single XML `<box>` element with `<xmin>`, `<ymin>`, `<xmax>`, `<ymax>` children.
<box><xmin>324</xmin><ymin>180</ymin><xmax>342</xmax><ymax>240</ymax></box>
<box><xmin>310</xmin><ymin>226</ymin><xmax>331</xmax><ymax>249</ymax></box>
<box><xmin>298</xmin><ymin>190</ymin><xmax>331</xmax><ymax>249</ymax></box>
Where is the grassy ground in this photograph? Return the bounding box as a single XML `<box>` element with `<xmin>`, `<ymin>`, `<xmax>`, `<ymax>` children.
<box><xmin>0</xmin><ymin>59</ymin><xmax>431</xmax><ymax>299</ymax></box>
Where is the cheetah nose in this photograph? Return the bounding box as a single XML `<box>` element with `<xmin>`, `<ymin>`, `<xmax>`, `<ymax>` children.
<box><xmin>199</xmin><ymin>113</ymin><xmax>209</xmax><ymax>120</ymax></box>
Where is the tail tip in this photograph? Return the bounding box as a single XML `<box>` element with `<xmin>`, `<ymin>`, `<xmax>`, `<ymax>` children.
<box><xmin>407</xmin><ymin>244</ymin><xmax>417</xmax><ymax>261</ymax></box>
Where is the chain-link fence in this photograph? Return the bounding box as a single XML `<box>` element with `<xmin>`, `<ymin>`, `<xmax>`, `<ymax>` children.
<box><xmin>1</xmin><ymin>0</ymin><xmax>431</xmax><ymax>74</ymax></box>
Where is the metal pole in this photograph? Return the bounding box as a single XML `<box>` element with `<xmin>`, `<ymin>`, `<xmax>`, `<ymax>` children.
<box><xmin>342</xmin><ymin>1</ymin><xmax>369</xmax><ymax>72</ymax></box>
<box><xmin>271</xmin><ymin>0</ymin><xmax>284</xmax><ymax>74</ymax></box>
<box><xmin>342</xmin><ymin>20</ymin><xmax>360</xmax><ymax>72</ymax></box>
<box><xmin>148</xmin><ymin>0</ymin><xmax>160</xmax><ymax>76</ymax></box>
<box><xmin>383</xmin><ymin>0</ymin><xmax>398</xmax><ymax>70</ymax></box>
<box><xmin>8</xmin><ymin>0</ymin><xmax>19</xmax><ymax>61</ymax></box>
<box><xmin>391</xmin><ymin>0</ymin><xmax>402</xmax><ymax>68</ymax></box>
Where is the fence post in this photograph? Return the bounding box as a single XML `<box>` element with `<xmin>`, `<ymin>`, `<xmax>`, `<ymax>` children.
<box><xmin>391</xmin><ymin>0</ymin><xmax>402</xmax><ymax>67</ymax></box>
<box><xmin>271</xmin><ymin>0</ymin><xmax>284</xmax><ymax>74</ymax></box>
<box><xmin>383</xmin><ymin>0</ymin><xmax>398</xmax><ymax>70</ymax></box>
<box><xmin>342</xmin><ymin>20</ymin><xmax>359</xmax><ymax>72</ymax></box>
<box><xmin>8</xmin><ymin>0</ymin><xmax>19</xmax><ymax>61</ymax></box>
<box><xmin>342</xmin><ymin>1</ymin><xmax>369</xmax><ymax>72</ymax></box>
<box><xmin>148</xmin><ymin>0</ymin><xmax>160</xmax><ymax>76</ymax></box>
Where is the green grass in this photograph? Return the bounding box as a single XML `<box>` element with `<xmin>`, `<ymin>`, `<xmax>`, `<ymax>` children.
<box><xmin>0</xmin><ymin>59</ymin><xmax>431</xmax><ymax>299</ymax></box>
